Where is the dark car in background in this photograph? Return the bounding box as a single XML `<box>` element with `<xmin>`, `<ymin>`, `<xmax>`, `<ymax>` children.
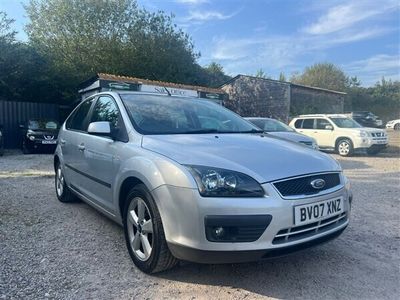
<box><xmin>20</xmin><ymin>119</ymin><xmax>60</xmax><ymax>154</ymax></box>
<box><xmin>346</xmin><ymin>111</ymin><xmax>383</xmax><ymax>128</ymax></box>
<box><xmin>0</xmin><ymin>125</ymin><xmax>4</xmax><ymax>156</ymax></box>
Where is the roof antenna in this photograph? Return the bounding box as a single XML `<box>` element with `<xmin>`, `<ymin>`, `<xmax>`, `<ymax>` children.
<box><xmin>151</xmin><ymin>73</ymin><xmax>171</xmax><ymax>96</ymax></box>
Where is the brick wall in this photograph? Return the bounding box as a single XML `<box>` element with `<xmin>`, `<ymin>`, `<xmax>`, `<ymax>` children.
<box><xmin>221</xmin><ymin>75</ymin><xmax>345</xmax><ymax>122</ymax></box>
<box><xmin>221</xmin><ymin>75</ymin><xmax>291</xmax><ymax>122</ymax></box>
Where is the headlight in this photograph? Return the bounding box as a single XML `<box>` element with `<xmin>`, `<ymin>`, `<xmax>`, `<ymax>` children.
<box><xmin>358</xmin><ymin>130</ymin><xmax>369</xmax><ymax>137</ymax></box>
<box><xmin>27</xmin><ymin>129</ymin><xmax>35</xmax><ymax>140</ymax></box>
<box><xmin>185</xmin><ymin>165</ymin><xmax>265</xmax><ymax>197</ymax></box>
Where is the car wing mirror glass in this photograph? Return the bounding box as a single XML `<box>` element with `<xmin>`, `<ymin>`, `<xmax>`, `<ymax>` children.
<box><xmin>325</xmin><ymin>125</ymin><xmax>333</xmax><ymax>130</ymax></box>
<box><xmin>88</xmin><ymin>121</ymin><xmax>111</xmax><ymax>136</ymax></box>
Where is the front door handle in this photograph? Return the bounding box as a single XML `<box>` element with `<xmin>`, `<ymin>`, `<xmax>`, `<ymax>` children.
<box><xmin>78</xmin><ymin>144</ymin><xmax>85</xmax><ymax>151</ymax></box>
<box><xmin>60</xmin><ymin>139</ymin><xmax>66</xmax><ymax>145</ymax></box>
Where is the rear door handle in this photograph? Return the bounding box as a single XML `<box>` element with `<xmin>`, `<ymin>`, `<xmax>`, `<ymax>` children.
<box><xmin>78</xmin><ymin>144</ymin><xmax>85</xmax><ymax>151</ymax></box>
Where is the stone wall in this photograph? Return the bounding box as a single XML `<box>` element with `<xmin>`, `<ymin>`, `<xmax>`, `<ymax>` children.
<box><xmin>290</xmin><ymin>85</ymin><xmax>345</xmax><ymax>117</ymax></box>
<box><xmin>221</xmin><ymin>75</ymin><xmax>291</xmax><ymax>122</ymax></box>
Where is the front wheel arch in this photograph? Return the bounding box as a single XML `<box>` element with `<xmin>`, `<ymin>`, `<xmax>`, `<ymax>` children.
<box><xmin>335</xmin><ymin>137</ymin><xmax>354</xmax><ymax>156</ymax></box>
<box><xmin>54</xmin><ymin>155</ymin><xmax>60</xmax><ymax>172</ymax></box>
<box><xmin>119</xmin><ymin>176</ymin><xmax>144</xmax><ymax>220</ymax></box>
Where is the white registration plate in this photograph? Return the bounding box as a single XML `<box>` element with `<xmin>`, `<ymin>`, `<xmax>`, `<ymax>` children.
<box><xmin>294</xmin><ymin>198</ymin><xmax>343</xmax><ymax>226</ymax></box>
<box><xmin>42</xmin><ymin>140</ymin><xmax>57</xmax><ymax>144</ymax></box>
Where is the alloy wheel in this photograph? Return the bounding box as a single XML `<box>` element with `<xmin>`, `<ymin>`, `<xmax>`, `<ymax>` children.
<box><xmin>338</xmin><ymin>141</ymin><xmax>350</xmax><ymax>155</ymax></box>
<box><xmin>56</xmin><ymin>166</ymin><xmax>64</xmax><ymax>197</ymax></box>
<box><xmin>127</xmin><ymin>197</ymin><xmax>154</xmax><ymax>261</ymax></box>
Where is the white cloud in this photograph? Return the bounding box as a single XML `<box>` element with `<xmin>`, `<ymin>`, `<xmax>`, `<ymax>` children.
<box><xmin>183</xmin><ymin>10</ymin><xmax>237</xmax><ymax>22</ymax></box>
<box><xmin>303</xmin><ymin>0</ymin><xmax>398</xmax><ymax>35</ymax></box>
<box><xmin>175</xmin><ymin>0</ymin><xmax>209</xmax><ymax>4</ymax></box>
<box><xmin>205</xmin><ymin>0</ymin><xmax>398</xmax><ymax>83</ymax></box>
<box><xmin>343</xmin><ymin>54</ymin><xmax>400</xmax><ymax>86</ymax></box>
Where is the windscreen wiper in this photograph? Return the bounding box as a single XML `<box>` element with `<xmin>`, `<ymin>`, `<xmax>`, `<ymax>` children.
<box><xmin>240</xmin><ymin>129</ymin><xmax>265</xmax><ymax>133</ymax></box>
<box><xmin>181</xmin><ymin>129</ymin><xmax>221</xmax><ymax>134</ymax></box>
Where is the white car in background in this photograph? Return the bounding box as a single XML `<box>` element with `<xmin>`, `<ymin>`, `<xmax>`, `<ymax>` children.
<box><xmin>289</xmin><ymin>114</ymin><xmax>388</xmax><ymax>156</ymax></box>
<box><xmin>386</xmin><ymin>119</ymin><xmax>400</xmax><ymax>131</ymax></box>
<box><xmin>245</xmin><ymin>117</ymin><xmax>318</xmax><ymax>150</ymax></box>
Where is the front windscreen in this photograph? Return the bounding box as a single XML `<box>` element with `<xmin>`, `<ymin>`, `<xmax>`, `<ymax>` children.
<box><xmin>120</xmin><ymin>94</ymin><xmax>261</xmax><ymax>135</ymax></box>
<box><xmin>28</xmin><ymin>120</ymin><xmax>59</xmax><ymax>130</ymax></box>
<box><xmin>251</xmin><ymin>119</ymin><xmax>294</xmax><ymax>132</ymax></box>
<box><xmin>330</xmin><ymin>117</ymin><xmax>362</xmax><ymax>128</ymax></box>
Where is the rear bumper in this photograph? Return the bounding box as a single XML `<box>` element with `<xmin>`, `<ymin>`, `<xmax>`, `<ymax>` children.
<box><xmin>168</xmin><ymin>226</ymin><xmax>347</xmax><ymax>264</ymax></box>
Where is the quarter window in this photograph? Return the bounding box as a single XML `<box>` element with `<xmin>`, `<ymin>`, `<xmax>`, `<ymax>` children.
<box><xmin>66</xmin><ymin>98</ymin><xmax>95</xmax><ymax>131</ymax></box>
<box><xmin>294</xmin><ymin>119</ymin><xmax>303</xmax><ymax>129</ymax></box>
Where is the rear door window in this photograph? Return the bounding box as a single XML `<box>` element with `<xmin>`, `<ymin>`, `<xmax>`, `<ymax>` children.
<box><xmin>302</xmin><ymin>119</ymin><xmax>314</xmax><ymax>129</ymax></box>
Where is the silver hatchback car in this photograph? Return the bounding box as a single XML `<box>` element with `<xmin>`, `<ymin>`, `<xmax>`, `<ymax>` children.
<box><xmin>54</xmin><ymin>92</ymin><xmax>352</xmax><ymax>273</ymax></box>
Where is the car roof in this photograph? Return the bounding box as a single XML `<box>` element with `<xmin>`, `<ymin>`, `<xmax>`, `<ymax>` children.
<box><xmin>295</xmin><ymin>114</ymin><xmax>348</xmax><ymax>118</ymax></box>
<box><xmin>245</xmin><ymin>117</ymin><xmax>273</xmax><ymax>121</ymax></box>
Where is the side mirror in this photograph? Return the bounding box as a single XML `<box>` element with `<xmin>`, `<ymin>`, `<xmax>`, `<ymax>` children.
<box><xmin>325</xmin><ymin>125</ymin><xmax>334</xmax><ymax>131</ymax></box>
<box><xmin>88</xmin><ymin>121</ymin><xmax>111</xmax><ymax>136</ymax></box>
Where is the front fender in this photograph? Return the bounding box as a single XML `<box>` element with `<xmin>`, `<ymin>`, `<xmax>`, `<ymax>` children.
<box><xmin>113</xmin><ymin>151</ymin><xmax>197</xmax><ymax>217</ymax></box>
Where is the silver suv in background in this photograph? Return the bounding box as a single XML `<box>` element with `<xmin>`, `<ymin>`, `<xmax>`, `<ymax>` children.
<box><xmin>289</xmin><ymin>114</ymin><xmax>388</xmax><ymax>156</ymax></box>
<box><xmin>54</xmin><ymin>92</ymin><xmax>352</xmax><ymax>273</ymax></box>
<box><xmin>245</xmin><ymin>117</ymin><xmax>318</xmax><ymax>149</ymax></box>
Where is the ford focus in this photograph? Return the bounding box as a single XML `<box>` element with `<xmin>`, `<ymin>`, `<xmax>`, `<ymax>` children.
<box><xmin>54</xmin><ymin>92</ymin><xmax>352</xmax><ymax>273</ymax></box>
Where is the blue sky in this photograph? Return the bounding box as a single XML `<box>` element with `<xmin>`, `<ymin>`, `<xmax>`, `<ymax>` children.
<box><xmin>1</xmin><ymin>0</ymin><xmax>399</xmax><ymax>86</ymax></box>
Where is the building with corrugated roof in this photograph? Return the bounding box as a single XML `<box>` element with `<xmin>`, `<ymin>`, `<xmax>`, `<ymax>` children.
<box><xmin>78</xmin><ymin>73</ymin><xmax>227</xmax><ymax>104</ymax></box>
<box><xmin>220</xmin><ymin>75</ymin><xmax>346</xmax><ymax>123</ymax></box>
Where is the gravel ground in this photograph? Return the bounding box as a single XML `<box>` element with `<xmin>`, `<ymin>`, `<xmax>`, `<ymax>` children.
<box><xmin>1</xmin><ymin>131</ymin><xmax>399</xmax><ymax>300</ymax></box>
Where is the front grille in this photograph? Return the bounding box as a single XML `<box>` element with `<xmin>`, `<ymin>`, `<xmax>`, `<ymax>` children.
<box><xmin>273</xmin><ymin>173</ymin><xmax>341</xmax><ymax>197</ymax></box>
<box><xmin>43</xmin><ymin>135</ymin><xmax>55</xmax><ymax>140</ymax></box>
<box><xmin>371</xmin><ymin>132</ymin><xmax>385</xmax><ymax>137</ymax></box>
<box><xmin>272</xmin><ymin>212</ymin><xmax>347</xmax><ymax>244</ymax></box>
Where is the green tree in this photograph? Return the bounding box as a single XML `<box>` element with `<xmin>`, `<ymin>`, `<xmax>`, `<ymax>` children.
<box><xmin>0</xmin><ymin>10</ymin><xmax>68</xmax><ymax>103</ymax></box>
<box><xmin>201</xmin><ymin>62</ymin><xmax>231</xmax><ymax>87</ymax></box>
<box><xmin>25</xmin><ymin>0</ymin><xmax>206</xmax><ymax>101</ymax></box>
<box><xmin>255</xmin><ymin>68</ymin><xmax>269</xmax><ymax>79</ymax></box>
<box><xmin>278</xmin><ymin>72</ymin><xmax>286</xmax><ymax>82</ymax></box>
<box><xmin>291</xmin><ymin>62</ymin><xmax>348</xmax><ymax>92</ymax></box>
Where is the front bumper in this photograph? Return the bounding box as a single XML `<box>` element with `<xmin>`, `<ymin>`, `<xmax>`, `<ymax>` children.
<box><xmin>26</xmin><ymin>138</ymin><xmax>58</xmax><ymax>149</ymax></box>
<box><xmin>151</xmin><ymin>178</ymin><xmax>351</xmax><ymax>263</ymax></box>
<box><xmin>168</xmin><ymin>226</ymin><xmax>347</xmax><ymax>264</ymax></box>
<box><xmin>352</xmin><ymin>136</ymin><xmax>388</xmax><ymax>149</ymax></box>
<box><xmin>386</xmin><ymin>123</ymin><xmax>397</xmax><ymax>129</ymax></box>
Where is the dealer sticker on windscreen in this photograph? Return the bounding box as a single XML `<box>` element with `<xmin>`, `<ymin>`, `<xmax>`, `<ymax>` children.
<box><xmin>294</xmin><ymin>198</ymin><xmax>343</xmax><ymax>226</ymax></box>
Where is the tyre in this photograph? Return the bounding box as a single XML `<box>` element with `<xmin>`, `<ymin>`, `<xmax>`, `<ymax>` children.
<box><xmin>123</xmin><ymin>184</ymin><xmax>178</xmax><ymax>274</ymax></box>
<box><xmin>366</xmin><ymin>147</ymin><xmax>381</xmax><ymax>155</ymax></box>
<box><xmin>55</xmin><ymin>162</ymin><xmax>79</xmax><ymax>203</ymax></box>
<box><xmin>22</xmin><ymin>141</ymin><xmax>31</xmax><ymax>154</ymax></box>
<box><xmin>394</xmin><ymin>123</ymin><xmax>400</xmax><ymax>131</ymax></box>
<box><xmin>336</xmin><ymin>138</ymin><xmax>353</xmax><ymax>156</ymax></box>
